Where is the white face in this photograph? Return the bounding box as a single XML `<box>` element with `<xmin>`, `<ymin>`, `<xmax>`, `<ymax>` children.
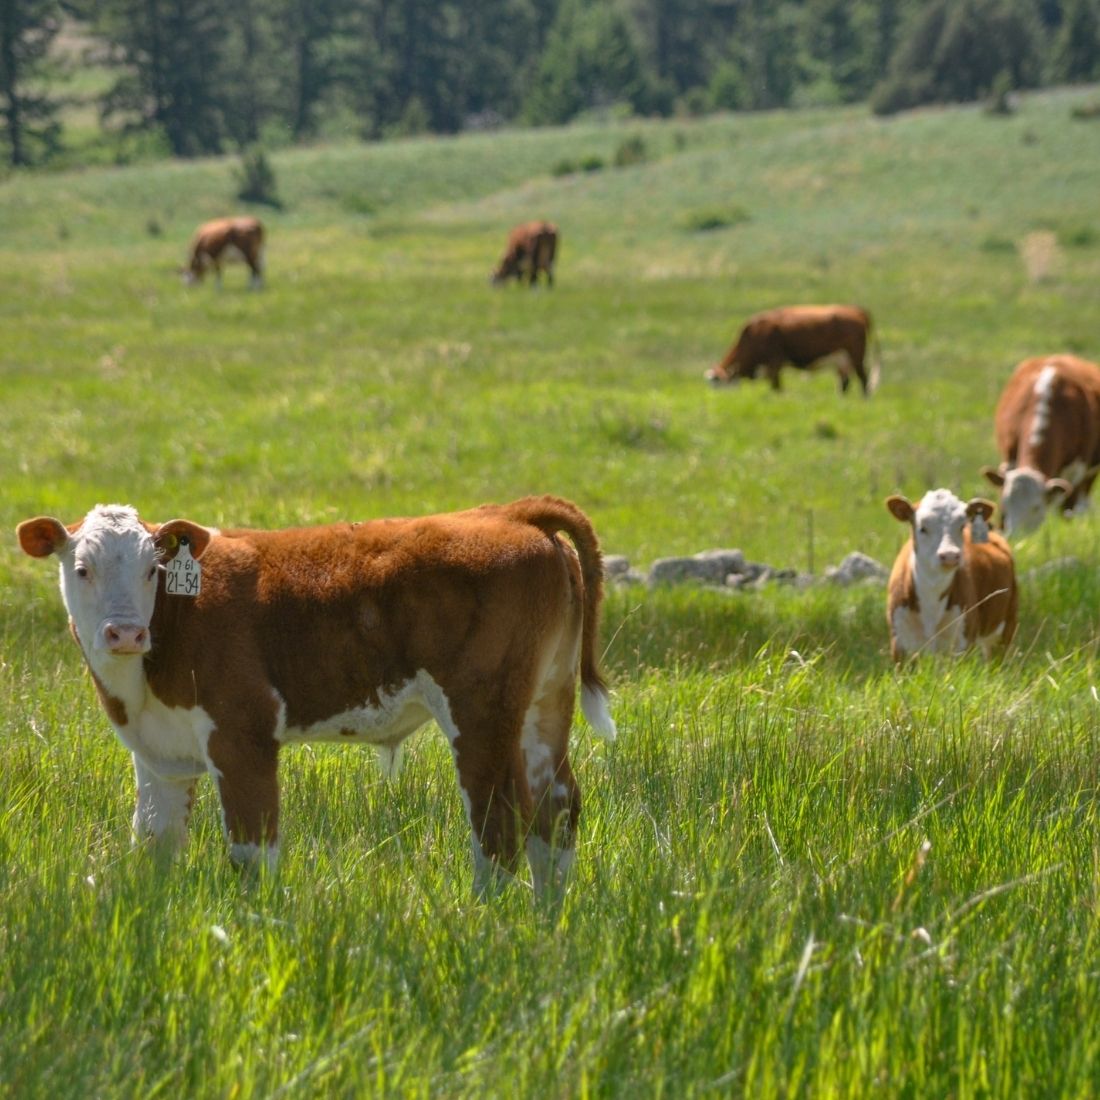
<box><xmin>911</xmin><ymin>489</ymin><xmax>969</xmax><ymax>573</ymax></box>
<box><xmin>59</xmin><ymin>505</ymin><xmax>161</xmax><ymax>655</ymax></box>
<box><xmin>1000</xmin><ymin>469</ymin><xmax>1047</xmax><ymax>536</ymax></box>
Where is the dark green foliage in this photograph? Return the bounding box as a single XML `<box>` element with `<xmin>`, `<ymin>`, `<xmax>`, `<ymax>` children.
<box><xmin>0</xmin><ymin>0</ymin><xmax>61</xmax><ymax>167</ymax></box>
<box><xmin>234</xmin><ymin>145</ymin><xmax>282</xmax><ymax>207</ymax></box>
<box><xmin>523</xmin><ymin>0</ymin><xmax>656</xmax><ymax>124</ymax></box>
<box><xmin>1051</xmin><ymin>0</ymin><xmax>1100</xmax><ymax>80</ymax></box>
<box><xmin>871</xmin><ymin>0</ymin><xmax>1044</xmax><ymax>116</ymax></box>
<box><xmin>96</xmin><ymin>0</ymin><xmax>229</xmax><ymax>156</ymax></box>
<box><xmin>15</xmin><ymin>1</ymin><xmax>1100</xmax><ymax>163</ymax></box>
<box><xmin>679</xmin><ymin>204</ymin><xmax>751</xmax><ymax>232</ymax></box>
<box><xmin>612</xmin><ymin>133</ymin><xmax>647</xmax><ymax>166</ymax></box>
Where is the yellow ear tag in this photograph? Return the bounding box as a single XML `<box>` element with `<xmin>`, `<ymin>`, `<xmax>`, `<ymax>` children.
<box><xmin>165</xmin><ymin>537</ymin><xmax>201</xmax><ymax>597</ymax></box>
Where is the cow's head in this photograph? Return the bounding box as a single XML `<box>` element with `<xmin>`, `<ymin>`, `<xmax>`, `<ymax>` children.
<box><xmin>886</xmin><ymin>489</ymin><xmax>993</xmax><ymax>574</ymax></box>
<box><xmin>980</xmin><ymin>464</ymin><xmax>1072</xmax><ymax>536</ymax></box>
<box><xmin>490</xmin><ymin>258</ymin><xmax>517</xmax><ymax>285</ymax></box>
<box><xmin>17</xmin><ymin>505</ymin><xmax>211</xmax><ymax>657</ymax></box>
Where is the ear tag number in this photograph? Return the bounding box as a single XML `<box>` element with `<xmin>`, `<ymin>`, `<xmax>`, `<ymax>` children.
<box><xmin>165</xmin><ymin>537</ymin><xmax>201</xmax><ymax>597</ymax></box>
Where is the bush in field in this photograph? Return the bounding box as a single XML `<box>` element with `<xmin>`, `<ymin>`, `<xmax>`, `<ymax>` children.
<box><xmin>613</xmin><ymin>135</ymin><xmax>647</xmax><ymax>168</ymax></box>
<box><xmin>234</xmin><ymin>146</ymin><xmax>282</xmax><ymax>209</ymax></box>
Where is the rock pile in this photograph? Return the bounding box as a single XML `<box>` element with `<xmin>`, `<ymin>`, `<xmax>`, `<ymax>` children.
<box><xmin>603</xmin><ymin>549</ymin><xmax>889</xmax><ymax>590</ymax></box>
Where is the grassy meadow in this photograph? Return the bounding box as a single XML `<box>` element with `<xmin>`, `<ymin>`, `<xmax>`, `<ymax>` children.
<box><xmin>3</xmin><ymin>88</ymin><xmax>1100</xmax><ymax>1096</ymax></box>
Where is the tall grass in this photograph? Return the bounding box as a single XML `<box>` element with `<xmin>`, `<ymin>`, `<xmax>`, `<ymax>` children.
<box><xmin>3</xmin><ymin>87</ymin><xmax>1100</xmax><ymax>1095</ymax></box>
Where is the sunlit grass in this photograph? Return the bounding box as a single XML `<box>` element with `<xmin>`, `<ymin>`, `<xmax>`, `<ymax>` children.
<box><xmin>3</xmin><ymin>87</ymin><xmax>1100</xmax><ymax>1096</ymax></box>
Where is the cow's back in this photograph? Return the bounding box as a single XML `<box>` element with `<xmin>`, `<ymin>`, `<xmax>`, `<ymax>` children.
<box><xmin>995</xmin><ymin>355</ymin><xmax>1100</xmax><ymax>468</ymax></box>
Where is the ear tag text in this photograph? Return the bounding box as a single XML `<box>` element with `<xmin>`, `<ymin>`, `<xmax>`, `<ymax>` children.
<box><xmin>165</xmin><ymin>538</ymin><xmax>201</xmax><ymax>597</ymax></box>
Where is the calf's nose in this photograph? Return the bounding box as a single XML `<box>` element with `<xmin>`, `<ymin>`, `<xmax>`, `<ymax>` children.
<box><xmin>937</xmin><ymin>549</ymin><xmax>960</xmax><ymax>568</ymax></box>
<box><xmin>102</xmin><ymin>622</ymin><xmax>150</xmax><ymax>654</ymax></box>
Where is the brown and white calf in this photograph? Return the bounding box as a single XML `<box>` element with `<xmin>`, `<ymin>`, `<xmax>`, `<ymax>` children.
<box><xmin>491</xmin><ymin>221</ymin><xmax>558</xmax><ymax>287</ymax></box>
<box><xmin>182</xmin><ymin>216</ymin><xmax>265</xmax><ymax>288</ymax></box>
<box><xmin>886</xmin><ymin>489</ymin><xmax>1018</xmax><ymax>663</ymax></box>
<box><xmin>705</xmin><ymin>304</ymin><xmax>878</xmax><ymax>394</ymax></box>
<box><xmin>981</xmin><ymin>354</ymin><xmax>1100</xmax><ymax>535</ymax></box>
<box><xmin>17</xmin><ymin>497</ymin><xmax>615</xmax><ymax>896</ymax></box>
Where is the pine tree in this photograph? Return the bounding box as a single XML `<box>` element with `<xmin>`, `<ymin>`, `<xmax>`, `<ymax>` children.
<box><xmin>97</xmin><ymin>0</ymin><xmax>229</xmax><ymax>156</ymax></box>
<box><xmin>1052</xmin><ymin>0</ymin><xmax>1100</xmax><ymax>81</ymax></box>
<box><xmin>0</xmin><ymin>0</ymin><xmax>61</xmax><ymax>167</ymax></box>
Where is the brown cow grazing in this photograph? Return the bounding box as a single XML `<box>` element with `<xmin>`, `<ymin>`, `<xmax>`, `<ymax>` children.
<box><xmin>705</xmin><ymin>304</ymin><xmax>878</xmax><ymax>394</ymax></box>
<box><xmin>885</xmin><ymin>489</ymin><xmax>1017</xmax><ymax>663</ymax></box>
<box><xmin>17</xmin><ymin>496</ymin><xmax>616</xmax><ymax>899</ymax></box>
<box><xmin>980</xmin><ymin>354</ymin><xmax>1100</xmax><ymax>536</ymax></box>
<box><xmin>182</xmin><ymin>216</ymin><xmax>265</xmax><ymax>288</ymax></box>
<box><xmin>491</xmin><ymin>221</ymin><xmax>558</xmax><ymax>287</ymax></box>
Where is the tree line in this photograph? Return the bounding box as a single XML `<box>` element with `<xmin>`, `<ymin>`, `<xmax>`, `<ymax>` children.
<box><xmin>3</xmin><ymin>0</ymin><xmax>1099</xmax><ymax>168</ymax></box>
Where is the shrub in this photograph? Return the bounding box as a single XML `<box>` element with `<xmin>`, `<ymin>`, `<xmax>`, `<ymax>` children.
<box><xmin>679</xmin><ymin>204</ymin><xmax>750</xmax><ymax>233</ymax></box>
<box><xmin>234</xmin><ymin>146</ymin><xmax>282</xmax><ymax>209</ymax></box>
<box><xmin>613</xmin><ymin>135</ymin><xmax>648</xmax><ymax>168</ymax></box>
<box><xmin>551</xmin><ymin>158</ymin><xmax>578</xmax><ymax>177</ymax></box>
<box><xmin>580</xmin><ymin>154</ymin><xmax>605</xmax><ymax>172</ymax></box>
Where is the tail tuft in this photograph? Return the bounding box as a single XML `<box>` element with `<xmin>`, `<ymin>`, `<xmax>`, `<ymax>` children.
<box><xmin>581</xmin><ymin>684</ymin><xmax>617</xmax><ymax>740</ymax></box>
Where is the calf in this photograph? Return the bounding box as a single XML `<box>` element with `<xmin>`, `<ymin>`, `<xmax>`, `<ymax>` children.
<box><xmin>17</xmin><ymin>496</ymin><xmax>616</xmax><ymax>897</ymax></box>
<box><xmin>491</xmin><ymin>221</ymin><xmax>558</xmax><ymax>287</ymax></box>
<box><xmin>981</xmin><ymin>354</ymin><xmax>1100</xmax><ymax>535</ymax></box>
<box><xmin>182</xmin><ymin>216</ymin><xmax>265</xmax><ymax>288</ymax></box>
<box><xmin>885</xmin><ymin>489</ymin><xmax>1017</xmax><ymax>663</ymax></box>
<box><xmin>705</xmin><ymin>304</ymin><xmax>877</xmax><ymax>394</ymax></box>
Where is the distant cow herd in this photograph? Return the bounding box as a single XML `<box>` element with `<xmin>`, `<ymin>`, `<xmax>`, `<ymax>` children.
<box><xmin>14</xmin><ymin>210</ymin><xmax>1100</xmax><ymax>896</ymax></box>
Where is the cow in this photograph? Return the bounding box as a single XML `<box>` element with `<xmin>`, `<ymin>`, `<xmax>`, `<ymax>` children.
<box><xmin>491</xmin><ymin>221</ymin><xmax>558</xmax><ymax>287</ymax></box>
<box><xmin>980</xmin><ymin>354</ymin><xmax>1100</xmax><ymax>536</ymax></box>
<box><xmin>16</xmin><ymin>496</ymin><xmax>616</xmax><ymax>899</ymax></box>
<box><xmin>885</xmin><ymin>489</ymin><xmax>1017</xmax><ymax>664</ymax></box>
<box><xmin>182</xmin><ymin>216</ymin><xmax>265</xmax><ymax>289</ymax></box>
<box><xmin>705</xmin><ymin>304</ymin><xmax>878</xmax><ymax>394</ymax></box>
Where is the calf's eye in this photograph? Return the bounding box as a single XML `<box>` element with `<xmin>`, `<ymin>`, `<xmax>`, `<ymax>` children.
<box><xmin>75</xmin><ymin>565</ymin><xmax>88</xmax><ymax>579</ymax></box>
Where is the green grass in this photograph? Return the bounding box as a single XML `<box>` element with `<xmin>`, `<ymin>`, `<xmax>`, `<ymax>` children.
<box><xmin>3</xmin><ymin>88</ymin><xmax>1100</xmax><ymax>1096</ymax></box>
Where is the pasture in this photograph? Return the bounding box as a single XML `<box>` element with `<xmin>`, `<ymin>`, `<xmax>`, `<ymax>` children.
<box><xmin>3</xmin><ymin>88</ymin><xmax>1100</xmax><ymax>1096</ymax></box>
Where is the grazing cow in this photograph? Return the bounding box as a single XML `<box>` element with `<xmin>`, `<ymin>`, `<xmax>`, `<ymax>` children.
<box><xmin>885</xmin><ymin>489</ymin><xmax>1017</xmax><ymax>663</ymax></box>
<box><xmin>491</xmin><ymin>221</ymin><xmax>558</xmax><ymax>287</ymax></box>
<box><xmin>980</xmin><ymin>354</ymin><xmax>1100</xmax><ymax>536</ymax></box>
<box><xmin>705</xmin><ymin>304</ymin><xmax>878</xmax><ymax>394</ymax></box>
<box><xmin>16</xmin><ymin>496</ymin><xmax>616</xmax><ymax>898</ymax></box>
<box><xmin>182</xmin><ymin>216</ymin><xmax>265</xmax><ymax>288</ymax></box>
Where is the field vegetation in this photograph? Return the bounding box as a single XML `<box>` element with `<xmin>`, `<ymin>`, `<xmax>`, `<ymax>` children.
<box><xmin>2</xmin><ymin>88</ymin><xmax>1100</xmax><ymax>1095</ymax></box>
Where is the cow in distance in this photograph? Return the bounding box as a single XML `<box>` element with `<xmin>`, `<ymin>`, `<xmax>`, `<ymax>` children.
<box><xmin>981</xmin><ymin>354</ymin><xmax>1100</xmax><ymax>536</ymax></box>
<box><xmin>182</xmin><ymin>216</ymin><xmax>265</xmax><ymax>289</ymax></box>
<box><xmin>491</xmin><ymin>221</ymin><xmax>558</xmax><ymax>287</ymax></box>
<box><xmin>706</xmin><ymin>304</ymin><xmax>878</xmax><ymax>394</ymax></box>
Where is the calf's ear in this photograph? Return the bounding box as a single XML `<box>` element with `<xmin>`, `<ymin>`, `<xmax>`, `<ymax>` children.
<box><xmin>154</xmin><ymin>519</ymin><xmax>213</xmax><ymax>561</ymax></box>
<box><xmin>965</xmin><ymin>498</ymin><xmax>995</xmax><ymax>522</ymax></box>
<box><xmin>1044</xmin><ymin>477</ymin><xmax>1073</xmax><ymax>502</ymax></box>
<box><xmin>885</xmin><ymin>495</ymin><xmax>914</xmax><ymax>523</ymax></box>
<box><xmin>980</xmin><ymin>465</ymin><xmax>1006</xmax><ymax>488</ymax></box>
<box><xmin>16</xmin><ymin>517</ymin><xmax>71</xmax><ymax>558</ymax></box>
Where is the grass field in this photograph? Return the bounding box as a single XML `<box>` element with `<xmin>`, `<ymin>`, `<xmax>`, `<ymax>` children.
<box><xmin>3</xmin><ymin>88</ymin><xmax>1100</xmax><ymax>1096</ymax></box>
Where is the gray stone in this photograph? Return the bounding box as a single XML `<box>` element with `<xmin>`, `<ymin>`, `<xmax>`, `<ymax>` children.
<box><xmin>825</xmin><ymin>551</ymin><xmax>888</xmax><ymax>586</ymax></box>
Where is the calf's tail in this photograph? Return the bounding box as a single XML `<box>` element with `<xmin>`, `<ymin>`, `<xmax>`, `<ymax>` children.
<box><xmin>510</xmin><ymin>495</ymin><xmax>617</xmax><ymax>739</ymax></box>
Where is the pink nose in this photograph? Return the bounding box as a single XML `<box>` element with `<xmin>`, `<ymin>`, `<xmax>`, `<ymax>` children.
<box><xmin>103</xmin><ymin>623</ymin><xmax>150</xmax><ymax>654</ymax></box>
<box><xmin>938</xmin><ymin>550</ymin><xmax>960</xmax><ymax>568</ymax></box>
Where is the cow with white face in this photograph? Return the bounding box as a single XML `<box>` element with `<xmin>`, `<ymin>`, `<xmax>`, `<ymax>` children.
<box><xmin>17</xmin><ymin>497</ymin><xmax>616</xmax><ymax>899</ymax></box>
<box><xmin>982</xmin><ymin>355</ymin><xmax>1100</xmax><ymax>536</ymax></box>
<box><xmin>885</xmin><ymin>488</ymin><xmax>1018</xmax><ymax>663</ymax></box>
